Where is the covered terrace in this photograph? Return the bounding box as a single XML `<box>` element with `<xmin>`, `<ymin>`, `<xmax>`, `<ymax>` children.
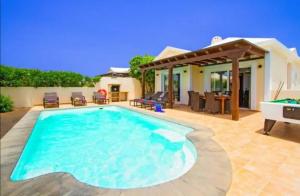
<box><xmin>139</xmin><ymin>39</ymin><xmax>266</xmax><ymax>120</ymax></box>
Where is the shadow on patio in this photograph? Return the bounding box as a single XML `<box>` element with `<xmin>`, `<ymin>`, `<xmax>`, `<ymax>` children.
<box><xmin>255</xmin><ymin>123</ymin><xmax>300</xmax><ymax>144</ymax></box>
<box><xmin>172</xmin><ymin>104</ymin><xmax>258</xmax><ymax>120</ymax></box>
<box><xmin>172</xmin><ymin>104</ymin><xmax>300</xmax><ymax>144</ymax></box>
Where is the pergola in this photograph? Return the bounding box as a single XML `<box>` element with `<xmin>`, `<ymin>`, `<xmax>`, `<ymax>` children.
<box><xmin>139</xmin><ymin>39</ymin><xmax>267</xmax><ymax>120</ymax></box>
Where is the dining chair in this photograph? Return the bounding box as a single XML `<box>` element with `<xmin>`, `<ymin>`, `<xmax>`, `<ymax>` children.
<box><xmin>191</xmin><ymin>92</ymin><xmax>200</xmax><ymax>112</ymax></box>
<box><xmin>204</xmin><ymin>92</ymin><xmax>220</xmax><ymax>114</ymax></box>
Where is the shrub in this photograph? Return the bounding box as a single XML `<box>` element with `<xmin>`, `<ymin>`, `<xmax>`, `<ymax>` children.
<box><xmin>0</xmin><ymin>65</ymin><xmax>101</xmax><ymax>87</ymax></box>
<box><xmin>129</xmin><ymin>55</ymin><xmax>155</xmax><ymax>92</ymax></box>
<box><xmin>0</xmin><ymin>95</ymin><xmax>14</xmax><ymax>113</ymax></box>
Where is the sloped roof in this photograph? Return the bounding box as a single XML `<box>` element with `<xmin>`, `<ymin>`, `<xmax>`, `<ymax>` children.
<box><xmin>206</xmin><ymin>37</ymin><xmax>300</xmax><ymax>61</ymax></box>
<box><xmin>108</xmin><ymin>67</ymin><xmax>130</xmax><ymax>74</ymax></box>
<box><xmin>206</xmin><ymin>37</ymin><xmax>273</xmax><ymax>48</ymax></box>
<box><xmin>154</xmin><ymin>46</ymin><xmax>190</xmax><ymax>60</ymax></box>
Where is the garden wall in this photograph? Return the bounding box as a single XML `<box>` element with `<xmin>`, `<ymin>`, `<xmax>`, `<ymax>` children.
<box><xmin>0</xmin><ymin>87</ymin><xmax>96</xmax><ymax>107</ymax></box>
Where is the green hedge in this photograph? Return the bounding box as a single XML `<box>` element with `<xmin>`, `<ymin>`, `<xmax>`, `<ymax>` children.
<box><xmin>0</xmin><ymin>95</ymin><xmax>14</xmax><ymax>113</ymax></box>
<box><xmin>0</xmin><ymin>65</ymin><xmax>101</xmax><ymax>87</ymax></box>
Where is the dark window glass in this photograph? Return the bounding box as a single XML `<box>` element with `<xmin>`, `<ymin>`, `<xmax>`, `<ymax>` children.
<box><xmin>211</xmin><ymin>71</ymin><xmax>228</xmax><ymax>92</ymax></box>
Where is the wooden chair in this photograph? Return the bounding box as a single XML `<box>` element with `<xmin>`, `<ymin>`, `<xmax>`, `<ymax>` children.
<box><xmin>188</xmin><ymin>91</ymin><xmax>194</xmax><ymax>106</ymax></box>
<box><xmin>204</xmin><ymin>92</ymin><xmax>220</xmax><ymax>114</ymax></box>
<box><xmin>225</xmin><ymin>99</ymin><xmax>232</xmax><ymax>114</ymax></box>
<box><xmin>191</xmin><ymin>92</ymin><xmax>200</xmax><ymax>112</ymax></box>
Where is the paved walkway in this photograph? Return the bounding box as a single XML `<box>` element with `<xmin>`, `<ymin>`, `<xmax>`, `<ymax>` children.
<box><xmin>0</xmin><ymin>107</ymin><xmax>30</xmax><ymax>138</ymax></box>
<box><xmin>120</xmin><ymin>103</ymin><xmax>300</xmax><ymax>195</ymax></box>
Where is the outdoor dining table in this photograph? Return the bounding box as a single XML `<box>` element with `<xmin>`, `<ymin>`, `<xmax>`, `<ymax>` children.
<box><xmin>200</xmin><ymin>95</ymin><xmax>231</xmax><ymax>114</ymax></box>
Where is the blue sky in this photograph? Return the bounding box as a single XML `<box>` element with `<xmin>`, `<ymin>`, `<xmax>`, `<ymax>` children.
<box><xmin>1</xmin><ymin>0</ymin><xmax>300</xmax><ymax>76</ymax></box>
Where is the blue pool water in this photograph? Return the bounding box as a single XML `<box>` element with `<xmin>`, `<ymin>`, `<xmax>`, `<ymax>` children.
<box><xmin>11</xmin><ymin>106</ymin><xmax>197</xmax><ymax>189</ymax></box>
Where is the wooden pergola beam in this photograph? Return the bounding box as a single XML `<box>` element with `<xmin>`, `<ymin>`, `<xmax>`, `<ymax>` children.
<box><xmin>141</xmin><ymin>48</ymin><xmax>247</xmax><ymax>70</ymax></box>
<box><xmin>141</xmin><ymin>70</ymin><xmax>146</xmax><ymax>98</ymax></box>
<box><xmin>168</xmin><ymin>66</ymin><xmax>174</xmax><ymax>108</ymax></box>
<box><xmin>231</xmin><ymin>57</ymin><xmax>240</xmax><ymax>120</ymax></box>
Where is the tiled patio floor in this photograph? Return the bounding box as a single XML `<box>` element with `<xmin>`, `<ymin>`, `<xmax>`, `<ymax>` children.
<box><xmin>115</xmin><ymin>102</ymin><xmax>300</xmax><ymax>195</ymax></box>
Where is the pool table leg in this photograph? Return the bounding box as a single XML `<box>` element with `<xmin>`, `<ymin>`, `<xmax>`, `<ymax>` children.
<box><xmin>264</xmin><ymin>119</ymin><xmax>276</xmax><ymax>135</ymax></box>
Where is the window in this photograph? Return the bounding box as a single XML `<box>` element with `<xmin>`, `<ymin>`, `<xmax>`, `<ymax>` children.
<box><xmin>162</xmin><ymin>74</ymin><xmax>180</xmax><ymax>101</ymax></box>
<box><xmin>211</xmin><ymin>71</ymin><xmax>228</xmax><ymax>92</ymax></box>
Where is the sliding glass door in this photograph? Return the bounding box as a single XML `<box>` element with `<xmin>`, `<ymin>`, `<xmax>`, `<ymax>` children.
<box><xmin>163</xmin><ymin>73</ymin><xmax>180</xmax><ymax>101</ymax></box>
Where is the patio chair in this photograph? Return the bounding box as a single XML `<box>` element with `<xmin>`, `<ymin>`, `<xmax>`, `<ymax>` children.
<box><xmin>143</xmin><ymin>92</ymin><xmax>168</xmax><ymax>109</ymax></box>
<box><xmin>188</xmin><ymin>91</ymin><xmax>194</xmax><ymax>106</ymax></box>
<box><xmin>199</xmin><ymin>94</ymin><xmax>206</xmax><ymax>111</ymax></box>
<box><xmin>43</xmin><ymin>92</ymin><xmax>59</xmax><ymax>108</ymax></box>
<box><xmin>131</xmin><ymin>92</ymin><xmax>155</xmax><ymax>107</ymax></box>
<box><xmin>150</xmin><ymin>91</ymin><xmax>163</xmax><ymax>101</ymax></box>
<box><xmin>71</xmin><ymin>92</ymin><xmax>86</xmax><ymax>106</ymax></box>
<box><xmin>225</xmin><ymin>99</ymin><xmax>231</xmax><ymax>114</ymax></box>
<box><xmin>94</xmin><ymin>92</ymin><xmax>109</xmax><ymax>104</ymax></box>
<box><xmin>204</xmin><ymin>92</ymin><xmax>220</xmax><ymax>114</ymax></box>
<box><xmin>155</xmin><ymin>92</ymin><xmax>169</xmax><ymax>107</ymax></box>
<box><xmin>135</xmin><ymin>92</ymin><xmax>163</xmax><ymax>107</ymax></box>
<box><xmin>191</xmin><ymin>92</ymin><xmax>200</xmax><ymax>112</ymax></box>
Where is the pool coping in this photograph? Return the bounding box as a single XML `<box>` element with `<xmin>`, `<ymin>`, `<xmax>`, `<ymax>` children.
<box><xmin>1</xmin><ymin>104</ymin><xmax>232</xmax><ymax>196</ymax></box>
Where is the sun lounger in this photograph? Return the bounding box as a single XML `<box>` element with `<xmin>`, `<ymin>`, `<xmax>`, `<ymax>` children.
<box><xmin>130</xmin><ymin>92</ymin><xmax>159</xmax><ymax>107</ymax></box>
<box><xmin>43</xmin><ymin>92</ymin><xmax>59</xmax><ymax>108</ymax></box>
<box><xmin>94</xmin><ymin>92</ymin><xmax>109</xmax><ymax>104</ymax></box>
<box><xmin>143</xmin><ymin>92</ymin><xmax>168</xmax><ymax>109</ymax></box>
<box><xmin>71</xmin><ymin>92</ymin><xmax>87</xmax><ymax>106</ymax></box>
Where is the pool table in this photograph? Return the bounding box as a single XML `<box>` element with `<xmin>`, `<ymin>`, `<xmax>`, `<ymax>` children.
<box><xmin>261</xmin><ymin>99</ymin><xmax>300</xmax><ymax>134</ymax></box>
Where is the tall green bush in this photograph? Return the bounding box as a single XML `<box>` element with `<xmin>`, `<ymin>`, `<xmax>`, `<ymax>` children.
<box><xmin>129</xmin><ymin>55</ymin><xmax>155</xmax><ymax>92</ymax></box>
<box><xmin>0</xmin><ymin>65</ymin><xmax>101</xmax><ymax>87</ymax></box>
<box><xmin>0</xmin><ymin>95</ymin><xmax>14</xmax><ymax>113</ymax></box>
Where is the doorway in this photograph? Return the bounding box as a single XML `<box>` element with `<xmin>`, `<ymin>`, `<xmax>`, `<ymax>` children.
<box><xmin>228</xmin><ymin>68</ymin><xmax>251</xmax><ymax>108</ymax></box>
<box><xmin>239</xmin><ymin>68</ymin><xmax>251</xmax><ymax>108</ymax></box>
<box><xmin>163</xmin><ymin>73</ymin><xmax>181</xmax><ymax>102</ymax></box>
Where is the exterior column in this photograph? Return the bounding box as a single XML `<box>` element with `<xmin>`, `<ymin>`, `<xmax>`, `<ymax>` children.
<box><xmin>168</xmin><ymin>66</ymin><xmax>173</xmax><ymax>108</ymax></box>
<box><xmin>231</xmin><ymin>57</ymin><xmax>240</xmax><ymax>120</ymax></box>
<box><xmin>142</xmin><ymin>70</ymin><xmax>146</xmax><ymax>98</ymax></box>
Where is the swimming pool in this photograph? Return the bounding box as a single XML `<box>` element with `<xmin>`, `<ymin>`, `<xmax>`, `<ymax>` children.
<box><xmin>11</xmin><ymin>106</ymin><xmax>197</xmax><ymax>189</ymax></box>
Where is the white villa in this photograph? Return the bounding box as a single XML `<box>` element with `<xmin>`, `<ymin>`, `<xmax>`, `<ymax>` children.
<box><xmin>150</xmin><ymin>37</ymin><xmax>300</xmax><ymax>111</ymax></box>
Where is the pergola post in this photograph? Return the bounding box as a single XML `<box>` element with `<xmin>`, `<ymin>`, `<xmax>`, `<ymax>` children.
<box><xmin>168</xmin><ymin>66</ymin><xmax>173</xmax><ymax>108</ymax></box>
<box><xmin>141</xmin><ymin>70</ymin><xmax>146</xmax><ymax>98</ymax></box>
<box><xmin>231</xmin><ymin>57</ymin><xmax>240</xmax><ymax>120</ymax></box>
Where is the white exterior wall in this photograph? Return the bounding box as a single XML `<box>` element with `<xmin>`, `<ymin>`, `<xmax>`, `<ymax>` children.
<box><xmin>0</xmin><ymin>87</ymin><xmax>95</xmax><ymax>107</ymax></box>
<box><xmin>288</xmin><ymin>60</ymin><xmax>300</xmax><ymax>90</ymax></box>
<box><xmin>267</xmin><ymin>48</ymin><xmax>300</xmax><ymax>99</ymax></box>
<box><xmin>269</xmin><ymin>49</ymin><xmax>288</xmax><ymax>93</ymax></box>
<box><xmin>97</xmin><ymin>76</ymin><xmax>141</xmax><ymax>100</ymax></box>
